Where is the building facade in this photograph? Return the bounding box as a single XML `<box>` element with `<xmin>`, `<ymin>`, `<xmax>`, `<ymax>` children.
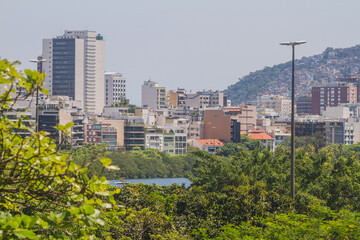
<box><xmin>247</xmin><ymin>130</ymin><xmax>275</xmax><ymax>151</ymax></box>
<box><xmin>105</xmin><ymin>72</ymin><xmax>126</xmax><ymax>106</ymax></box>
<box><xmin>36</xmin><ymin>96</ymin><xmax>85</xmax><ymax>148</ymax></box>
<box><xmin>189</xmin><ymin>139</ymin><xmax>224</xmax><ymax>154</ymax></box>
<box><xmin>42</xmin><ymin>30</ymin><xmax>105</xmax><ymax>114</ymax></box>
<box><xmin>141</xmin><ymin>80</ymin><xmax>166</xmax><ymax>109</ymax></box>
<box><xmin>295</xmin><ymin>120</ymin><xmax>349</xmax><ymax>146</ymax></box>
<box><xmin>203</xmin><ymin>105</ymin><xmax>256</xmax><ymax>143</ymax></box>
<box><xmin>296</xmin><ymin>94</ymin><xmax>313</xmax><ymax>115</ymax></box>
<box><xmin>185</xmin><ymin>90</ymin><xmax>227</xmax><ymax>109</ymax></box>
<box><xmin>124</xmin><ymin>117</ymin><xmax>145</xmax><ymax>150</ymax></box>
<box><xmin>259</xmin><ymin>95</ymin><xmax>291</xmax><ymax>115</ymax></box>
<box><xmin>85</xmin><ymin>122</ymin><xmax>118</xmax><ymax>150</ymax></box>
<box><xmin>145</xmin><ymin>131</ymin><xmax>187</xmax><ymax>155</ymax></box>
<box><xmin>59</xmin><ymin>109</ymin><xmax>85</xmax><ymax>148</ymax></box>
<box><xmin>312</xmin><ymin>83</ymin><xmax>357</xmax><ymax>115</ymax></box>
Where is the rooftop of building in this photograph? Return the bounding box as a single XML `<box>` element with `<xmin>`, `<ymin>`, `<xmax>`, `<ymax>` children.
<box><xmin>224</xmin><ymin>108</ymin><xmax>242</xmax><ymax>112</ymax></box>
<box><xmin>247</xmin><ymin>130</ymin><xmax>274</xmax><ymax>140</ymax></box>
<box><xmin>195</xmin><ymin>139</ymin><xmax>224</xmax><ymax>146</ymax></box>
<box><xmin>260</xmin><ymin>94</ymin><xmax>290</xmax><ymax>100</ymax></box>
<box><xmin>313</xmin><ymin>82</ymin><xmax>356</xmax><ymax>88</ymax></box>
<box><xmin>105</xmin><ymin>72</ymin><xmax>124</xmax><ymax>76</ymax></box>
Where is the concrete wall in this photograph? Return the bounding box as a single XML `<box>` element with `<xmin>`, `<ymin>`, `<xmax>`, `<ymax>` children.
<box><xmin>322</xmin><ymin>106</ymin><xmax>350</xmax><ymax>119</ymax></box>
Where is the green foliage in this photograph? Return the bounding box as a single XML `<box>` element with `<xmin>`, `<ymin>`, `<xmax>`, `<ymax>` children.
<box><xmin>68</xmin><ymin>135</ymin><xmax>359</xmax><ymax>239</ymax></box>
<box><xmin>0</xmin><ymin>60</ymin><xmax>118</xmax><ymax>239</ymax></box>
<box><xmin>216</xmin><ymin>206</ymin><xmax>360</xmax><ymax>239</ymax></box>
<box><xmin>280</xmin><ymin>131</ymin><xmax>326</xmax><ymax>150</ymax></box>
<box><xmin>217</xmin><ymin>136</ymin><xmax>261</xmax><ymax>157</ymax></box>
<box><xmin>71</xmin><ymin>145</ymin><xmax>199</xmax><ymax>179</ymax></box>
<box><xmin>189</xmin><ymin>143</ymin><xmax>360</xmax><ymax>213</ymax></box>
<box><xmin>105</xmin><ymin>140</ymin><xmax>360</xmax><ymax>239</ymax></box>
<box><xmin>225</xmin><ymin>61</ymin><xmax>291</xmax><ymax>104</ymax></box>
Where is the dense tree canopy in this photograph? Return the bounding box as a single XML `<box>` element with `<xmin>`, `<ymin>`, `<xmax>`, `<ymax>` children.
<box><xmin>0</xmin><ymin>60</ymin><xmax>119</xmax><ymax>239</ymax></box>
<box><xmin>1</xmin><ymin>59</ymin><xmax>360</xmax><ymax>239</ymax></box>
<box><xmin>70</xmin><ymin>144</ymin><xmax>199</xmax><ymax>180</ymax></box>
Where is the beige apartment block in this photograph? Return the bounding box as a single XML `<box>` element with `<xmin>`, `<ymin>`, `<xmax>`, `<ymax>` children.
<box><xmin>141</xmin><ymin>80</ymin><xmax>166</xmax><ymax>109</ymax></box>
<box><xmin>260</xmin><ymin>95</ymin><xmax>291</xmax><ymax>115</ymax></box>
<box><xmin>94</xmin><ymin>117</ymin><xmax>125</xmax><ymax>148</ymax></box>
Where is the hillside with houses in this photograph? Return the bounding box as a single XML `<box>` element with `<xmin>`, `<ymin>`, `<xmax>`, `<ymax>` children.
<box><xmin>225</xmin><ymin>45</ymin><xmax>360</xmax><ymax>104</ymax></box>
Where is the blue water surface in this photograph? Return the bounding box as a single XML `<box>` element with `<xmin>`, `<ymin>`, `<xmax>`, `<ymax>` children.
<box><xmin>110</xmin><ymin>177</ymin><xmax>191</xmax><ymax>188</ymax></box>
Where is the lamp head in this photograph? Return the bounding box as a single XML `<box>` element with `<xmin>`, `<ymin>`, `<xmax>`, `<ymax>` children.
<box><xmin>280</xmin><ymin>41</ymin><xmax>307</xmax><ymax>46</ymax></box>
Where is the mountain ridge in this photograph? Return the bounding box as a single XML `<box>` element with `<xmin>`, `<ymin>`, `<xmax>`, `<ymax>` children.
<box><xmin>224</xmin><ymin>44</ymin><xmax>360</xmax><ymax>105</ymax></box>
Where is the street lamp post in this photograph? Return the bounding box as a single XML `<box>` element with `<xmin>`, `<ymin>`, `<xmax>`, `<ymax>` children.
<box><xmin>280</xmin><ymin>41</ymin><xmax>306</xmax><ymax>199</ymax></box>
<box><xmin>29</xmin><ymin>56</ymin><xmax>46</xmax><ymax>132</ymax></box>
<box><xmin>212</xmin><ymin>126</ymin><xmax>216</xmax><ymax>153</ymax></box>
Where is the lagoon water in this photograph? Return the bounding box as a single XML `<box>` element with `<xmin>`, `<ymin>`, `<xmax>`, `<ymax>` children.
<box><xmin>110</xmin><ymin>178</ymin><xmax>191</xmax><ymax>188</ymax></box>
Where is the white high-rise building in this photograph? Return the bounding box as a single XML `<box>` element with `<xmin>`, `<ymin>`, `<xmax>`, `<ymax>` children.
<box><xmin>141</xmin><ymin>80</ymin><xmax>166</xmax><ymax>109</ymax></box>
<box><xmin>105</xmin><ymin>72</ymin><xmax>126</xmax><ymax>106</ymax></box>
<box><xmin>42</xmin><ymin>30</ymin><xmax>105</xmax><ymax>114</ymax></box>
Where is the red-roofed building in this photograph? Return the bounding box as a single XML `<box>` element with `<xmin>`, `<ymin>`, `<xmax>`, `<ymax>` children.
<box><xmin>189</xmin><ymin>138</ymin><xmax>224</xmax><ymax>154</ymax></box>
<box><xmin>247</xmin><ymin>130</ymin><xmax>275</xmax><ymax>151</ymax></box>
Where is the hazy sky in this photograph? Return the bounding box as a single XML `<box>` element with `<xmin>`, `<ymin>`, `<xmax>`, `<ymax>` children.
<box><xmin>2</xmin><ymin>0</ymin><xmax>360</xmax><ymax>104</ymax></box>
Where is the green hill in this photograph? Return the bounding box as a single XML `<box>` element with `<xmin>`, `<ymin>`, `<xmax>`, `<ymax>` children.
<box><xmin>224</xmin><ymin>45</ymin><xmax>360</xmax><ymax>105</ymax></box>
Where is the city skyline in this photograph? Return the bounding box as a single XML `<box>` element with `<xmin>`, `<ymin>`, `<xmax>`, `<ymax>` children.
<box><xmin>2</xmin><ymin>0</ymin><xmax>360</xmax><ymax>104</ymax></box>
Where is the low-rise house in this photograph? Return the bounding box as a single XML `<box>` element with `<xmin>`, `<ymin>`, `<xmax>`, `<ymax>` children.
<box><xmin>247</xmin><ymin>130</ymin><xmax>275</xmax><ymax>151</ymax></box>
<box><xmin>189</xmin><ymin>139</ymin><xmax>224</xmax><ymax>154</ymax></box>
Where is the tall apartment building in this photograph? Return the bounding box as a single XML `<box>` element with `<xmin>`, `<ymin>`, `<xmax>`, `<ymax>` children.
<box><xmin>185</xmin><ymin>90</ymin><xmax>227</xmax><ymax>109</ymax></box>
<box><xmin>124</xmin><ymin>116</ymin><xmax>145</xmax><ymax>150</ymax></box>
<box><xmin>344</xmin><ymin>120</ymin><xmax>360</xmax><ymax>145</ymax></box>
<box><xmin>296</xmin><ymin>94</ymin><xmax>312</xmax><ymax>115</ymax></box>
<box><xmin>337</xmin><ymin>76</ymin><xmax>360</xmax><ymax>102</ymax></box>
<box><xmin>312</xmin><ymin>83</ymin><xmax>357</xmax><ymax>115</ymax></box>
<box><xmin>105</xmin><ymin>72</ymin><xmax>126</xmax><ymax>106</ymax></box>
<box><xmin>166</xmin><ymin>88</ymin><xmax>186</xmax><ymax>108</ymax></box>
<box><xmin>141</xmin><ymin>80</ymin><xmax>166</xmax><ymax>109</ymax></box>
<box><xmin>259</xmin><ymin>95</ymin><xmax>291</xmax><ymax>115</ymax></box>
<box><xmin>203</xmin><ymin>105</ymin><xmax>256</xmax><ymax>143</ymax></box>
<box><xmin>295</xmin><ymin>120</ymin><xmax>347</xmax><ymax>146</ymax></box>
<box><xmin>225</xmin><ymin>105</ymin><xmax>257</xmax><ymax>134</ymax></box>
<box><xmin>37</xmin><ymin>96</ymin><xmax>85</xmax><ymax>148</ymax></box>
<box><xmin>167</xmin><ymin>90</ymin><xmax>178</xmax><ymax>108</ymax></box>
<box><xmin>59</xmin><ymin>109</ymin><xmax>85</xmax><ymax>148</ymax></box>
<box><xmin>85</xmin><ymin>122</ymin><xmax>118</xmax><ymax>150</ymax></box>
<box><xmin>145</xmin><ymin>131</ymin><xmax>187</xmax><ymax>155</ymax></box>
<box><xmin>42</xmin><ymin>30</ymin><xmax>105</xmax><ymax>114</ymax></box>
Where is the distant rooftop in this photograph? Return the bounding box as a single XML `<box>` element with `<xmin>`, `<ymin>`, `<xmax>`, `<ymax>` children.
<box><xmin>196</xmin><ymin>139</ymin><xmax>224</xmax><ymax>146</ymax></box>
<box><xmin>314</xmin><ymin>82</ymin><xmax>355</xmax><ymax>88</ymax></box>
<box><xmin>247</xmin><ymin>130</ymin><xmax>274</xmax><ymax>140</ymax></box>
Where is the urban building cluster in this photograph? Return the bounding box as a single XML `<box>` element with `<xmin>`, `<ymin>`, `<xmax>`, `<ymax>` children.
<box><xmin>5</xmin><ymin>30</ymin><xmax>360</xmax><ymax>155</ymax></box>
<box><xmin>257</xmin><ymin>75</ymin><xmax>360</xmax><ymax>148</ymax></box>
<box><xmin>3</xmin><ymin>30</ymin><xmax>249</xmax><ymax>155</ymax></box>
